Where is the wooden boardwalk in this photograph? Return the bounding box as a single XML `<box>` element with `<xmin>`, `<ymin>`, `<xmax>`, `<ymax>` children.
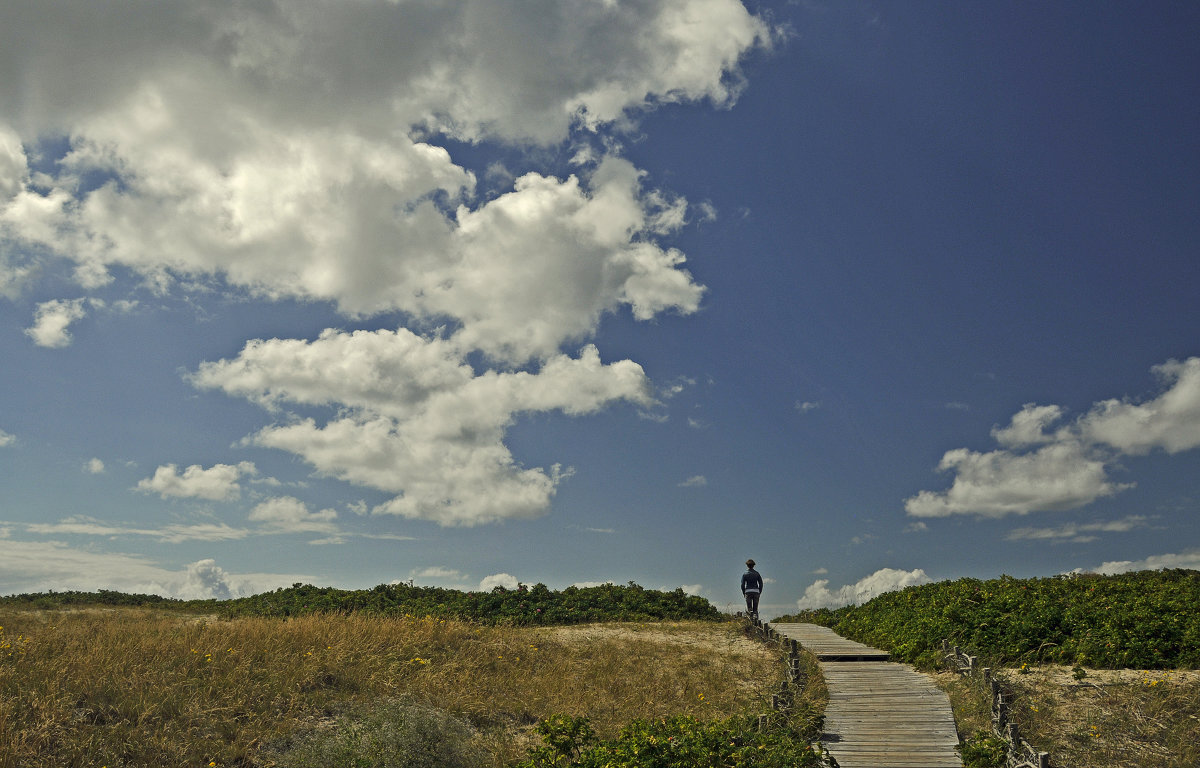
<box><xmin>771</xmin><ymin>623</ymin><xmax>962</xmax><ymax>768</ymax></box>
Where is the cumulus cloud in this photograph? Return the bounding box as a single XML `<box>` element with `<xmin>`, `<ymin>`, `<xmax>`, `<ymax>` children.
<box><xmin>0</xmin><ymin>1</ymin><xmax>763</xmax><ymax>357</ymax></box>
<box><xmin>796</xmin><ymin>567</ymin><xmax>932</xmax><ymax>610</ymax></box>
<box><xmin>194</xmin><ymin>331</ymin><xmax>651</xmax><ymax>526</ymax></box>
<box><xmin>0</xmin><ymin>429</ymin><xmax>14</xmax><ymax>447</ymax></box>
<box><xmin>1077</xmin><ymin>358</ymin><xmax>1200</xmax><ymax>455</ymax></box>
<box><xmin>908</xmin><ymin>357</ymin><xmax>1200</xmax><ymax>519</ymax></box>
<box><xmin>1006</xmin><ymin>515</ymin><xmax>1151</xmax><ymax>544</ymax></box>
<box><xmin>479</xmin><ymin>573</ymin><xmax>519</xmax><ymax>591</ymax></box>
<box><xmin>905</xmin><ymin>441</ymin><xmax>1129</xmax><ymax>519</ymax></box>
<box><xmin>25</xmin><ymin>298</ymin><xmax>89</xmax><ymax>348</ymax></box>
<box><xmin>0</xmin><ymin>539</ymin><xmax>306</xmax><ymax>598</ymax></box>
<box><xmin>248</xmin><ymin>496</ymin><xmax>339</xmax><ymax>536</ymax></box>
<box><xmin>679</xmin><ymin>475</ymin><xmax>708</xmax><ymax>487</ymax></box>
<box><xmin>136</xmin><ymin>461</ymin><xmax>257</xmax><ymax>501</ymax></box>
<box><xmin>84</xmin><ymin>458</ymin><xmax>105</xmax><ymax>474</ymax></box>
<box><xmin>1</xmin><ymin>0</ymin><xmax>772</xmax><ymax>529</ymax></box>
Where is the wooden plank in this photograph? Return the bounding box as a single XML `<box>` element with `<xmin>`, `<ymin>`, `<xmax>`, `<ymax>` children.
<box><xmin>773</xmin><ymin>623</ymin><xmax>963</xmax><ymax>768</ymax></box>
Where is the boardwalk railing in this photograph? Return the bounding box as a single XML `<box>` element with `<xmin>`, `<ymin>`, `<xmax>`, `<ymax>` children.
<box><xmin>741</xmin><ymin>617</ymin><xmax>810</xmax><ymax>730</ymax></box>
<box><xmin>942</xmin><ymin>640</ymin><xmax>1052</xmax><ymax>768</ymax></box>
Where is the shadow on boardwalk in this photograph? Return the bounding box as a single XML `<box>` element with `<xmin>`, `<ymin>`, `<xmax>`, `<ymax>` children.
<box><xmin>772</xmin><ymin>623</ymin><xmax>962</xmax><ymax>768</ymax></box>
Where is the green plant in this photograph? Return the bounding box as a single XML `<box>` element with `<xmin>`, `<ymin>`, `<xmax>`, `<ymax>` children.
<box><xmin>263</xmin><ymin>698</ymin><xmax>485</xmax><ymax>768</ymax></box>
<box><xmin>775</xmin><ymin>569</ymin><xmax>1200</xmax><ymax>670</ymax></box>
<box><xmin>957</xmin><ymin>733</ymin><xmax>1006</xmax><ymax>768</ymax></box>
<box><xmin>515</xmin><ymin>713</ymin><xmax>834</xmax><ymax>768</ymax></box>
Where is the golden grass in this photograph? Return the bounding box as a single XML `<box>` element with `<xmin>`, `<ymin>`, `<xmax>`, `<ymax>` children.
<box><xmin>935</xmin><ymin>666</ymin><xmax>1200</xmax><ymax>768</ymax></box>
<box><xmin>0</xmin><ymin>608</ymin><xmax>786</xmax><ymax>768</ymax></box>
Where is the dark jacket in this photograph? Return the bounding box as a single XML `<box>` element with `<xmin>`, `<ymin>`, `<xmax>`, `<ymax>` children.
<box><xmin>741</xmin><ymin>568</ymin><xmax>763</xmax><ymax>595</ymax></box>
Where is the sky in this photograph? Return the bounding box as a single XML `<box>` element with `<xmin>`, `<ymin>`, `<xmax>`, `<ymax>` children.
<box><xmin>2</xmin><ymin>1</ymin><xmax>1199</xmax><ymax>618</ymax></box>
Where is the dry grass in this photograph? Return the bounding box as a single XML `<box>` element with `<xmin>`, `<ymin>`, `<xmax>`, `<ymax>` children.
<box><xmin>935</xmin><ymin>666</ymin><xmax>1200</xmax><ymax>768</ymax></box>
<box><xmin>0</xmin><ymin>608</ymin><xmax>785</xmax><ymax>768</ymax></box>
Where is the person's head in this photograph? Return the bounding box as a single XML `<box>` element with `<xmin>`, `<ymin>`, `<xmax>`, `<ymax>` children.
<box><xmin>745</xmin><ymin>559</ymin><xmax>755</xmax><ymax>568</ymax></box>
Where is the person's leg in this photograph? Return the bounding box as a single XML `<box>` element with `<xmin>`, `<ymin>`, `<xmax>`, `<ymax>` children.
<box><xmin>748</xmin><ymin>592</ymin><xmax>759</xmax><ymax>618</ymax></box>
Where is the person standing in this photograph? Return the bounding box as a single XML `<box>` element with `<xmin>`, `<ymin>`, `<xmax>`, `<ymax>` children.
<box><xmin>741</xmin><ymin>559</ymin><xmax>763</xmax><ymax>619</ymax></box>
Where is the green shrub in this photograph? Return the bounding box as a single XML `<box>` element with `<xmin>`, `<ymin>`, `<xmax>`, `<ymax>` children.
<box><xmin>957</xmin><ymin>733</ymin><xmax>1006</xmax><ymax>768</ymax></box>
<box><xmin>514</xmin><ymin>713</ymin><xmax>835</xmax><ymax>768</ymax></box>
<box><xmin>263</xmin><ymin>698</ymin><xmax>485</xmax><ymax>768</ymax></box>
<box><xmin>776</xmin><ymin>569</ymin><xmax>1200</xmax><ymax>669</ymax></box>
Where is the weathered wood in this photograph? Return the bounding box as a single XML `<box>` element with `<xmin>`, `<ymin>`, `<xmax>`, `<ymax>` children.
<box><xmin>774</xmin><ymin>623</ymin><xmax>963</xmax><ymax>768</ymax></box>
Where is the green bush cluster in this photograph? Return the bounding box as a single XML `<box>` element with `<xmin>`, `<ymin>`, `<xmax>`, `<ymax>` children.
<box><xmin>262</xmin><ymin>698</ymin><xmax>485</xmax><ymax>768</ymax></box>
<box><xmin>1</xmin><ymin>581</ymin><xmax>721</xmax><ymax>625</ymax></box>
<box><xmin>776</xmin><ymin>569</ymin><xmax>1200</xmax><ymax>669</ymax></box>
<box><xmin>514</xmin><ymin>713</ymin><xmax>835</xmax><ymax>768</ymax></box>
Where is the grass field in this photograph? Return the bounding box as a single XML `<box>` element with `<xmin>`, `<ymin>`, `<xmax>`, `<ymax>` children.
<box><xmin>0</xmin><ymin>608</ymin><xmax>794</xmax><ymax>767</ymax></box>
<box><xmin>936</xmin><ymin>665</ymin><xmax>1200</xmax><ymax>768</ymax></box>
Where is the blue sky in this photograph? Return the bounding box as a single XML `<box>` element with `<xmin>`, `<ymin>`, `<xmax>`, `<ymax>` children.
<box><xmin>2</xmin><ymin>1</ymin><xmax>1199</xmax><ymax>617</ymax></box>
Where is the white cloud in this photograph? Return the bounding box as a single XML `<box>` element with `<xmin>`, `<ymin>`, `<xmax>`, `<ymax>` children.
<box><xmin>1088</xmin><ymin>550</ymin><xmax>1200</xmax><ymax>575</ymax></box>
<box><xmin>194</xmin><ymin>331</ymin><xmax>651</xmax><ymax>526</ymax></box>
<box><xmin>479</xmin><ymin>573</ymin><xmax>519</xmax><ymax>591</ymax></box>
<box><xmin>905</xmin><ymin>441</ymin><xmax>1129</xmax><ymax>519</ymax></box>
<box><xmin>0</xmin><ymin>1</ymin><xmax>765</xmax><ymax>360</ymax></box>
<box><xmin>84</xmin><ymin>458</ymin><xmax>105</xmax><ymax>474</ymax></box>
<box><xmin>991</xmin><ymin>403</ymin><xmax>1065</xmax><ymax>448</ymax></box>
<box><xmin>0</xmin><ymin>429</ymin><xmax>14</xmax><ymax>447</ymax></box>
<box><xmin>136</xmin><ymin>461</ymin><xmax>257</xmax><ymax>501</ymax></box>
<box><xmin>796</xmin><ymin>567</ymin><xmax>932</xmax><ymax>610</ymax></box>
<box><xmin>1</xmin><ymin>0</ymin><xmax>772</xmax><ymax>528</ymax></box>
<box><xmin>676</xmin><ymin>583</ymin><xmax>704</xmax><ymax>596</ymax></box>
<box><xmin>1077</xmin><ymin>358</ymin><xmax>1200</xmax><ymax>455</ymax></box>
<box><xmin>0</xmin><ymin>539</ymin><xmax>306</xmax><ymax>599</ymax></box>
<box><xmin>410</xmin><ymin>566</ymin><xmax>467</xmax><ymax>584</ymax></box>
<box><xmin>0</xmin><ymin>124</ymin><xmax>26</xmax><ymax>201</ymax></box>
<box><xmin>796</xmin><ymin>400</ymin><xmax>820</xmax><ymax>413</ymax></box>
<box><xmin>21</xmin><ymin>515</ymin><xmax>251</xmax><ymax>544</ymax></box>
<box><xmin>1006</xmin><ymin>515</ymin><xmax>1151</xmax><ymax>544</ymax></box>
<box><xmin>248</xmin><ymin>496</ymin><xmax>339</xmax><ymax>536</ymax></box>
<box><xmin>25</xmin><ymin>298</ymin><xmax>88</xmax><ymax>348</ymax></box>
<box><xmin>679</xmin><ymin>475</ymin><xmax>708</xmax><ymax>487</ymax></box>
<box><xmin>907</xmin><ymin>357</ymin><xmax>1200</xmax><ymax>519</ymax></box>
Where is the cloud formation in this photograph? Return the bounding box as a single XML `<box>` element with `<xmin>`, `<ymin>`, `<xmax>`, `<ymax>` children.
<box><xmin>796</xmin><ymin>567</ymin><xmax>932</xmax><ymax>610</ymax></box>
<box><xmin>0</xmin><ymin>0</ymin><xmax>762</xmax><ymax>356</ymax></box>
<box><xmin>194</xmin><ymin>332</ymin><xmax>652</xmax><ymax>525</ymax></box>
<box><xmin>907</xmin><ymin>357</ymin><xmax>1200</xmax><ymax>518</ymax></box>
<box><xmin>25</xmin><ymin>298</ymin><xmax>88</xmax><ymax>348</ymax></box>
<box><xmin>1089</xmin><ymin>550</ymin><xmax>1200</xmax><ymax>575</ymax></box>
<box><xmin>1006</xmin><ymin>515</ymin><xmax>1151</xmax><ymax>544</ymax></box>
<box><xmin>248</xmin><ymin>496</ymin><xmax>339</xmax><ymax>536</ymax></box>
<box><xmin>0</xmin><ymin>0</ymin><xmax>770</xmax><ymax>528</ymax></box>
<box><xmin>0</xmin><ymin>538</ymin><xmax>306</xmax><ymax>598</ymax></box>
<box><xmin>136</xmin><ymin>462</ymin><xmax>258</xmax><ymax>502</ymax></box>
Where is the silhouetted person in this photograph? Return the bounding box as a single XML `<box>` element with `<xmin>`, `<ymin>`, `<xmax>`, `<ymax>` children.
<box><xmin>741</xmin><ymin>559</ymin><xmax>763</xmax><ymax>619</ymax></box>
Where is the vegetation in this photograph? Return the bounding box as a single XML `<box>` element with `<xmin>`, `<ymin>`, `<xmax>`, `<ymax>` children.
<box><xmin>0</xmin><ymin>607</ymin><xmax>819</xmax><ymax>768</ymax></box>
<box><xmin>0</xmin><ymin>581</ymin><xmax>721</xmax><ymax>625</ymax></box>
<box><xmin>515</xmin><ymin>711</ymin><xmax>833</xmax><ymax>768</ymax></box>
<box><xmin>935</xmin><ymin>665</ymin><xmax>1200</xmax><ymax>768</ymax></box>
<box><xmin>775</xmin><ymin>569</ymin><xmax>1200</xmax><ymax>669</ymax></box>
